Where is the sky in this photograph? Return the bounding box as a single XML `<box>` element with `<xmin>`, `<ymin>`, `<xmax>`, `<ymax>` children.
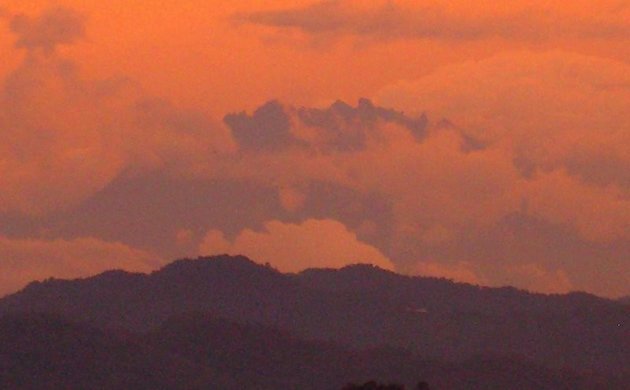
<box><xmin>0</xmin><ymin>0</ymin><xmax>628</xmax><ymax>298</ymax></box>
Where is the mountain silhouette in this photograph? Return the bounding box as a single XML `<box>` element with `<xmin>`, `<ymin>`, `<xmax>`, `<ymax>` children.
<box><xmin>1</xmin><ymin>255</ymin><xmax>628</xmax><ymax>388</ymax></box>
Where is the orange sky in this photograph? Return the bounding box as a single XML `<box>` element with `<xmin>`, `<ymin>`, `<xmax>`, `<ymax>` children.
<box><xmin>0</xmin><ymin>1</ymin><xmax>628</xmax><ymax>298</ymax></box>
<box><xmin>2</xmin><ymin>0</ymin><xmax>627</xmax><ymax>115</ymax></box>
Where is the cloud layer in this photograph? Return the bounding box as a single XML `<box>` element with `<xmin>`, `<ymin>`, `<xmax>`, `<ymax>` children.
<box><xmin>0</xmin><ymin>7</ymin><xmax>231</xmax><ymax>215</ymax></box>
<box><xmin>239</xmin><ymin>0</ymin><xmax>630</xmax><ymax>42</ymax></box>
<box><xmin>376</xmin><ymin>51</ymin><xmax>630</xmax><ymax>243</ymax></box>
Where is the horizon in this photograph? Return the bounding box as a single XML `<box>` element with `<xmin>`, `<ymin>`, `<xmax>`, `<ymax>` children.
<box><xmin>2</xmin><ymin>253</ymin><xmax>625</xmax><ymax>302</ymax></box>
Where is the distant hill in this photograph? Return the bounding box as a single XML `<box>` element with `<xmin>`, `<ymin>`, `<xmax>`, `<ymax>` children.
<box><xmin>1</xmin><ymin>255</ymin><xmax>628</xmax><ymax>382</ymax></box>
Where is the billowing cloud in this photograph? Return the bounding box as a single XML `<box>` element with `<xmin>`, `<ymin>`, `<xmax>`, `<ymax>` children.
<box><xmin>201</xmin><ymin>51</ymin><xmax>629</xmax><ymax>296</ymax></box>
<box><xmin>224</xmin><ymin>100</ymin><xmax>299</xmax><ymax>152</ymax></box>
<box><xmin>376</xmin><ymin>50</ymin><xmax>630</xmax><ymax>243</ymax></box>
<box><xmin>0</xmin><ymin>54</ymin><xmax>127</xmax><ymax>214</ymax></box>
<box><xmin>199</xmin><ymin>219</ymin><xmax>394</xmax><ymax>272</ymax></box>
<box><xmin>239</xmin><ymin>0</ymin><xmax>630</xmax><ymax>42</ymax></box>
<box><xmin>0</xmin><ymin>235</ymin><xmax>158</xmax><ymax>297</ymax></box>
<box><xmin>0</xmin><ymin>7</ymin><xmax>231</xmax><ymax>215</ymax></box>
<box><xmin>10</xmin><ymin>7</ymin><xmax>85</xmax><ymax>53</ymax></box>
<box><xmin>223</xmin><ymin>97</ymin><xmax>427</xmax><ymax>154</ymax></box>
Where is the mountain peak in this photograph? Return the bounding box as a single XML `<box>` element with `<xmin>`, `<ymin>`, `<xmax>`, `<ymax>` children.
<box><xmin>155</xmin><ymin>254</ymin><xmax>281</xmax><ymax>277</ymax></box>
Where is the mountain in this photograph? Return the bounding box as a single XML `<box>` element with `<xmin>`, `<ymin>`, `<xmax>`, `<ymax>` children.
<box><xmin>1</xmin><ymin>255</ymin><xmax>628</xmax><ymax>382</ymax></box>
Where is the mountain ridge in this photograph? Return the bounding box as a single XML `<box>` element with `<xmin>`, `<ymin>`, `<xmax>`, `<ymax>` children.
<box><xmin>1</xmin><ymin>255</ymin><xmax>627</xmax><ymax>378</ymax></box>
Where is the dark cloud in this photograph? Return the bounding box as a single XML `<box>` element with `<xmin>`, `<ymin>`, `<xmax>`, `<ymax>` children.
<box><xmin>297</xmin><ymin>98</ymin><xmax>428</xmax><ymax>150</ymax></box>
<box><xmin>238</xmin><ymin>0</ymin><xmax>630</xmax><ymax>42</ymax></box>
<box><xmin>224</xmin><ymin>100</ymin><xmax>300</xmax><ymax>152</ymax></box>
<box><xmin>225</xmin><ymin>98</ymin><xmax>428</xmax><ymax>153</ymax></box>
<box><xmin>10</xmin><ymin>7</ymin><xmax>85</xmax><ymax>53</ymax></box>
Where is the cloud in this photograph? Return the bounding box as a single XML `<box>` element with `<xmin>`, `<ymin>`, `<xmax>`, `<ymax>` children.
<box><xmin>0</xmin><ymin>235</ymin><xmax>158</xmax><ymax>297</ymax></box>
<box><xmin>278</xmin><ymin>186</ymin><xmax>307</xmax><ymax>212</ymax></box>
<box><xmin>294</xmin><ymin>98</ymin><xmax>428</xmax><ymax>149</ymax></box>
<box><xmin>196</xmin><ymin>50</ymin><xmax>629</xmax><ymax>296</ymax></box>
<box><xmin>238</xmin><ymin>0</ymin><xmax>630</xmax><ymax>42</ymax></box>
<box><xmin>0</xmin><ymin>8</ymin><xmax>232</xmax><ymax>216</ymax></box>
<box><xmin>199</xmin><ymin>219</ymin><xmax>394</xmax><ymax>272</ymax></box>
<box><xmin>224</xmin><ymin>98</ymin><xmax>427</xmax><ymax>153</ymax></box>
<box><xmin>1</xmin><ymin>8</ymin><xmax>627</xmax><ymax>298</ymax></box>
<box><xmin>0</xmin><ymin>55</ymin><xmax>128</xmax><ymax>214</ymax></box>
<box><xmin>10</xmin><ymin>7</ymin><xmax>86</xmax><ymax>53</ymax></box>
<box><xmin>376</xmin><ymin>51</ymin><xmax>630</xmax><ymax>242</ymax></box>
<box><xmin>224</xmin><ymin>100</ymin><xmax>299</xmax><ymax>152</ymax></box>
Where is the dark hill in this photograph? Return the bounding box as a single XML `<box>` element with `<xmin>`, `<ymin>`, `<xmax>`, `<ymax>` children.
<box><xmin>0</xmin><ymin>313</ymin><xmax>621</xmax><ymax>390</ymax></box>
<box><xmin>1</xmin><ymin>255</ymin><xmax>628</xmax><ymax>378</ymax></box>
<box><xmin>0</xmin><ymin>314</ymin><xmax>242</xmax><ymax>389</ymax></box>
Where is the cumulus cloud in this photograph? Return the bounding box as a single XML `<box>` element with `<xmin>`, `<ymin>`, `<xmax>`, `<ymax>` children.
<box><xmin>0</xmin><ymin>235</ymin><xmax>158</xmax><ymax>297</ymax></box>
<box><xmin>10</xmin><ymin>7</ymin><xmax>86</xmax><ymax>53</ymax></box>
<box><xmin>199</xmin><ymin>219</ymin><xmax>394</xmax><ymax>272</ymax></box>
<box><xmin>204</xmin><ymin>51</ymin><xmax>629</xmax><ymax>296</ymax></box>
<box><xmin>0</xmin><ymin>8</ymin><xmax>231</xmax><ymax>215</ymax></box>
<box><xmin>0</xmin><ymin>55</ymin><xmax>128</xmax><ymax>214</ymax></box>
<box><xmin>238</xmin><ymin>0</ymin><xmax>630</xmax><ymax>42</ymax></box>
<box><xmin>376</xmin><ymin>50</ymin><xmax>630</xmax><ymax>243</ymax></box>
<box><xmin>223</xmin><ymin>97</ymin><xmax>427</xmax><ymax>154</ymax></box>
<box><xmin>224</xmin><ymin>100</ymin><xmax>299</xmax><ymax>152</ymax></box>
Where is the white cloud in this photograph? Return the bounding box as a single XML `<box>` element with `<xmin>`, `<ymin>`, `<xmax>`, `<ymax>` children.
<box><xmin>199</xmin><ymin>219</ymin><xmax>394</xmax><ymax>272</ymax></box>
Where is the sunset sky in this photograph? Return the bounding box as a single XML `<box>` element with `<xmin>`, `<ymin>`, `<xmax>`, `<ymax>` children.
<box><xmin>0</xmin><ymin>0</ymin><xmax>628</xmax><ymax>298</ymax></box>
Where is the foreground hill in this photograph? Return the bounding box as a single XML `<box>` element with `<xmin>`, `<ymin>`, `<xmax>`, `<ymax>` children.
<box><xmin>1</xmin><ymin>255</ymin><xmax>628</xmax><ymax>379</ymax></box>
<box><xmin>0</xmin><ymin>313</ymin><xmax>621</xmax><ymax>390</ymax></box>
<box><xmin>0</xmin><ymin>314</ymin><xmax>241</xmax><ymax>389</ymax></box>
